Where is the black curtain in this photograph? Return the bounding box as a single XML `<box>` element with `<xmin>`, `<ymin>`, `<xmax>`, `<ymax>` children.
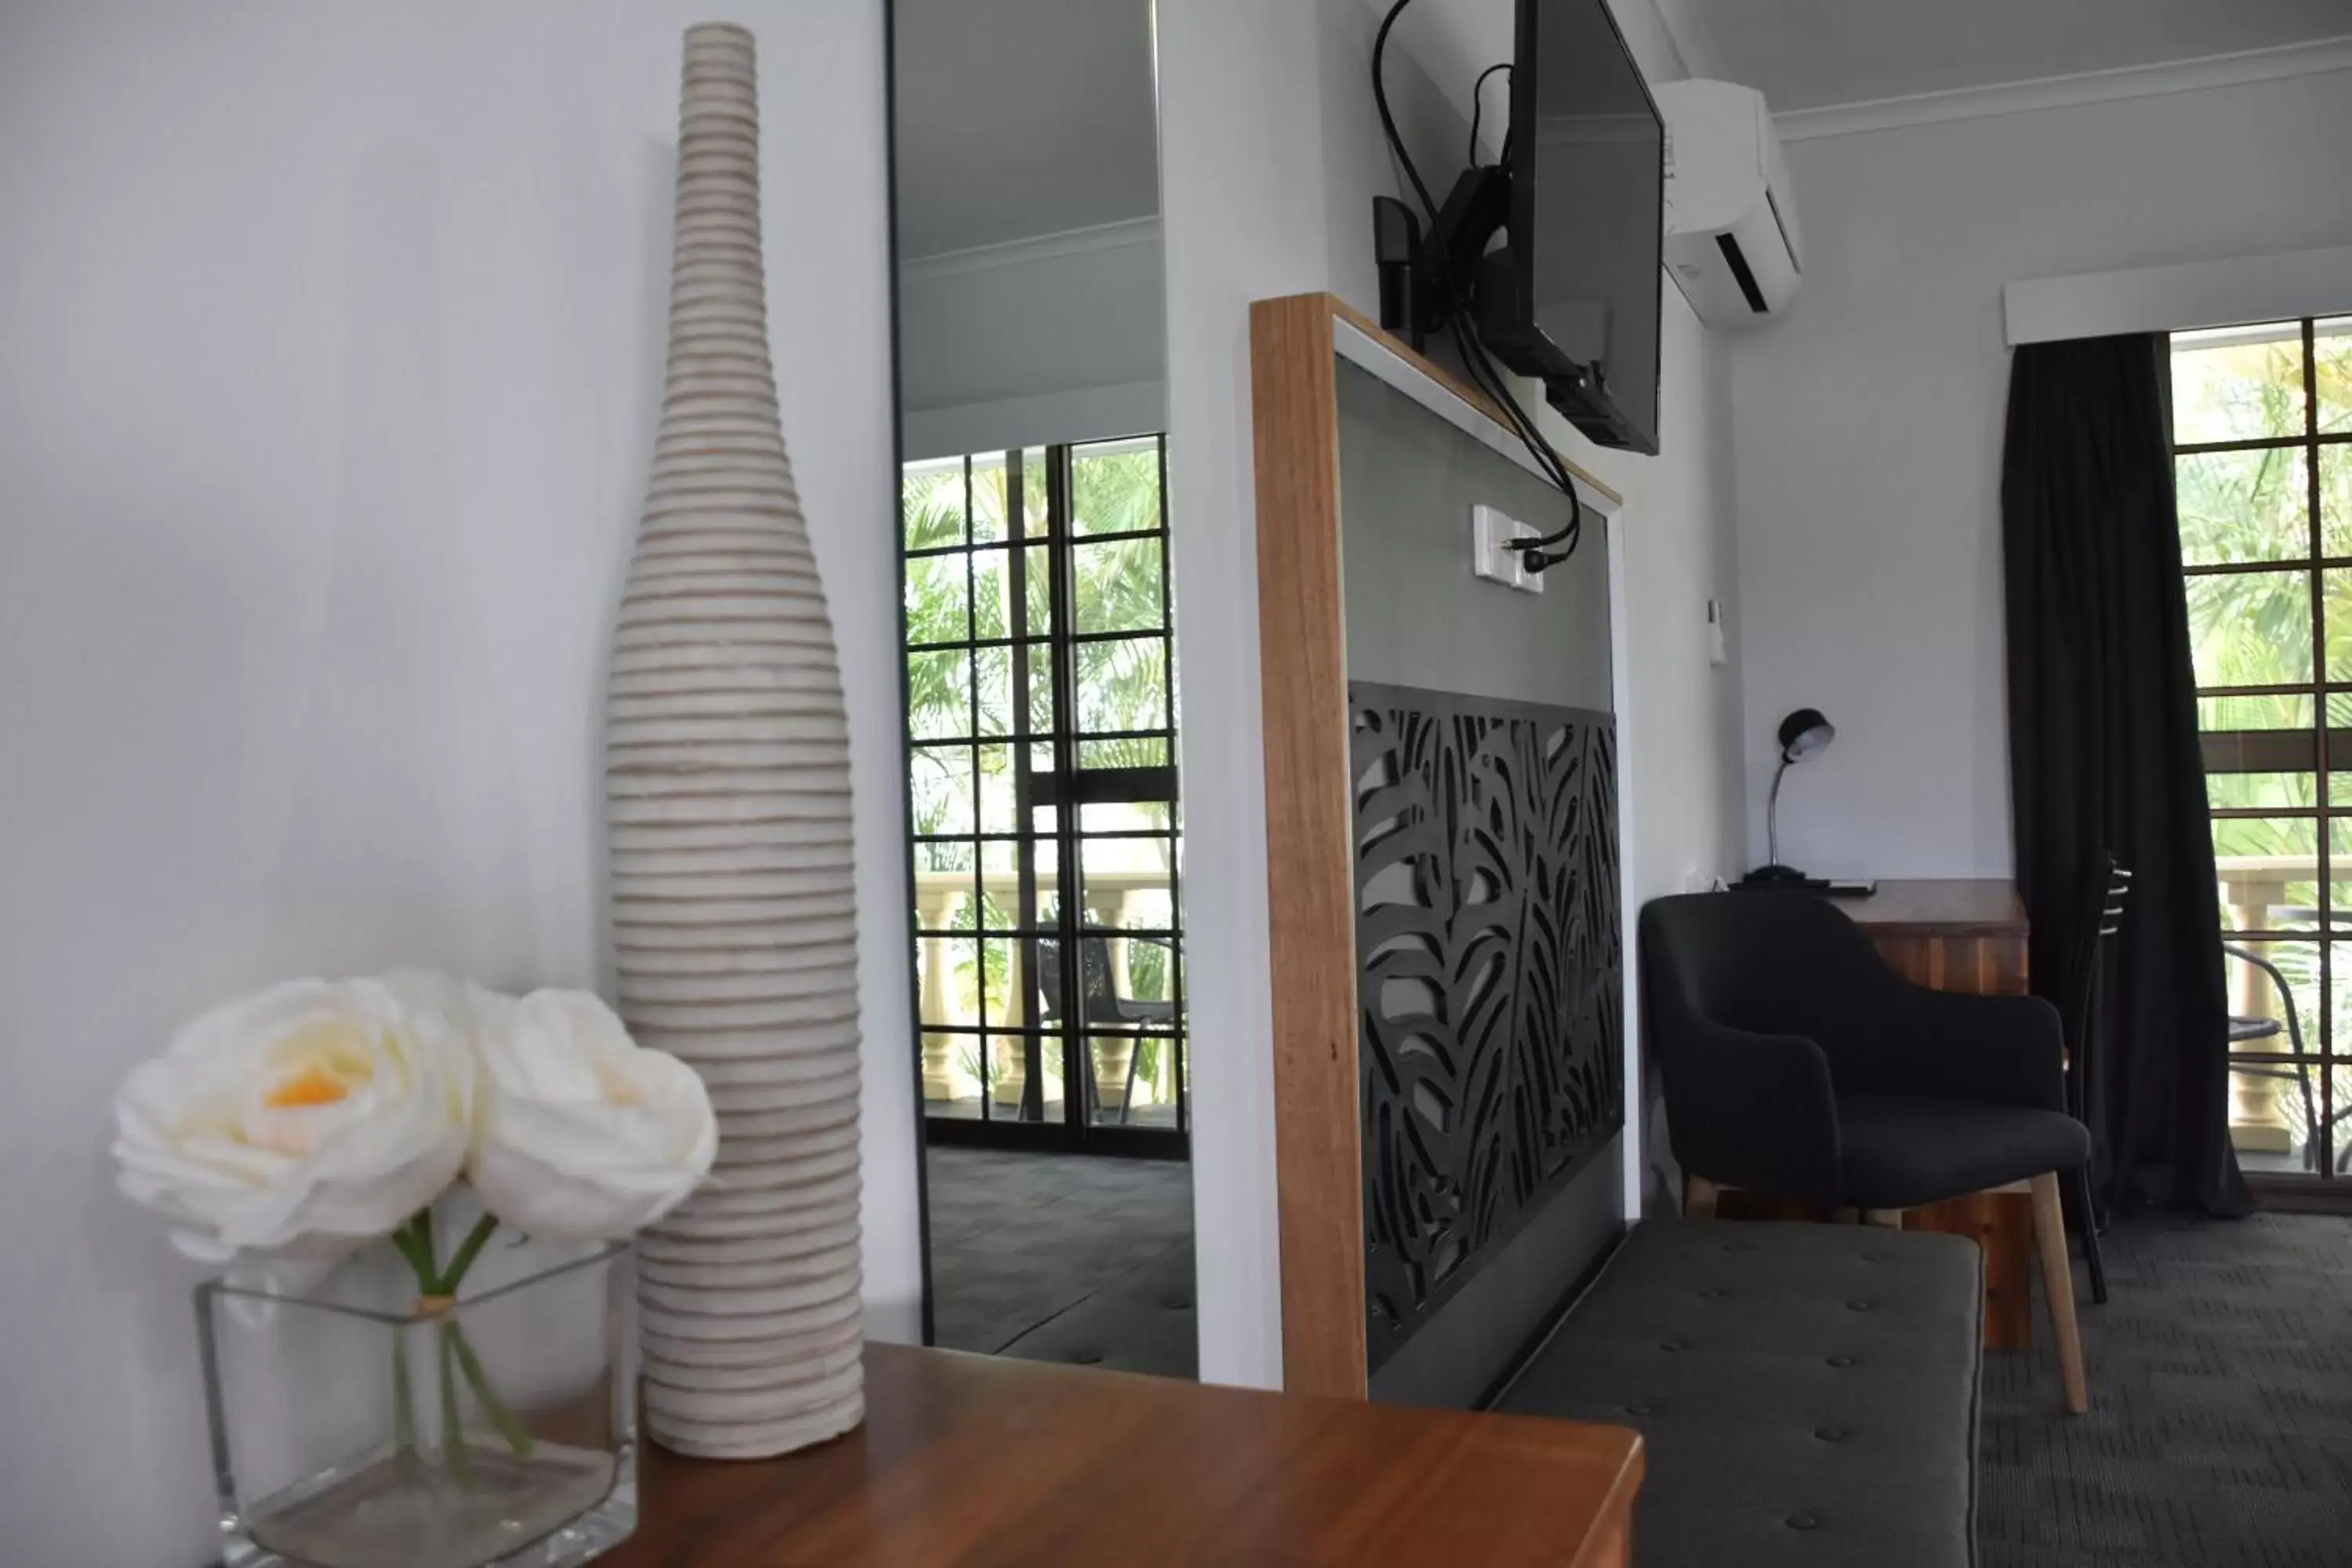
<box><xmin>2002</xmin><ymin>333</ymin><xmax>2251</xmax><ymax>1218</ymax></box>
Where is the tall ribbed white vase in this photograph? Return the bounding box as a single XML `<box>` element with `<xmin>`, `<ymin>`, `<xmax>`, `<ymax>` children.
<box><xmin>607</xmin><ymin>21</ymin><xmax>864</xmax><ymax>1460</ymax></box>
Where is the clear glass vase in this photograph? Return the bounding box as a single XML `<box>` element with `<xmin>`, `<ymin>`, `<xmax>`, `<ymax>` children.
<box><xmin>198</xmin><ymin>1242</ymin><xmax>638</xmax><ymax>1568</ymax></box>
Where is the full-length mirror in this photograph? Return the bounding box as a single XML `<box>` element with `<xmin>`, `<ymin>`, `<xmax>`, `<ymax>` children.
<box><xmin>888</xmin><ymin>0</ymin><xmax>1191</xmax><ymax>1377</ymax></box>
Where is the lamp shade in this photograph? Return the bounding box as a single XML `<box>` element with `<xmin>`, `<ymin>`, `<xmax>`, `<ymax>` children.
<box><xmin>1776</xmin><ymin>708</ymin><xmax>1835</xmax><ymax>762</ymax></box>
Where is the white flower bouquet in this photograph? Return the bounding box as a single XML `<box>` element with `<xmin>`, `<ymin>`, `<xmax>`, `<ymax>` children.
<box><xmin>114</xmin><ymin>971</ymin><xmax>715</xmax><ymax>1568</ymax></box>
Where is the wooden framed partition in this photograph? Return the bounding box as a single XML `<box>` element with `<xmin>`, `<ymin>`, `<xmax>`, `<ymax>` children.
<box><xmin>1249</xmin><ymin>292</ymin><xmax>1622</xmax><ymax>1398</ymax></box>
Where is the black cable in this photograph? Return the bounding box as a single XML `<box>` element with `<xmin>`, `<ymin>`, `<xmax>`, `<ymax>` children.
<box><xmin>1371</xmin><ymin>0</ymin><xmax>1586</xmax><ymax>571</ymax></box>
<box><xmin>1450</xmin><ymin>314</ymin><xmax>1583</xmax><ymax>569</ymax></box>
<box><xmin>1448</xmin><ymin>317</ymin><xmax>1556</xmax><ymax>486</ymax></box>
<box><xmin>1468</xmin><ymin>63</ymin><xmax>1510</xmax><ymax>167</ymax></box>
<box><xmin>1438</xmin><ymin>257</ymin><xmax>1585</xmax><ymax>569</ymax></box>
<box><xmin>1454</xmin><ymin>301</ymin><xmax>1587</xmax><ymax>568</ymax></box>
<box><xmin>1371</xmin><ymin>0</ymin><xmax>1442</xmax><ymax>223</ymax></box>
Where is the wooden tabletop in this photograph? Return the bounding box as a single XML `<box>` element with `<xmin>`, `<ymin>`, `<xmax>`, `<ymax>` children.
<box><xmin>1838</xmin><ymin>878</ymin><xmax>2027</xmax><ymax>938</ymax></box>
<box><xmin>603</xmin><ymin>1343</ymin><xmax>1643</xmax><ymax>1567</ymax></box>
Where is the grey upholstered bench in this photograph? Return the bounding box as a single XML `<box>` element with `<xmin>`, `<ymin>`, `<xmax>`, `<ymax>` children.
<box><xmin>993</xmin><ymin>1240</ymin><xmax>1198</xmax><ymax>1378</ymax></box>
<box><xmin>1498</xmin><ymin>1218</ymin><xmax>1984</xmax><ymax>1566</ymax></box>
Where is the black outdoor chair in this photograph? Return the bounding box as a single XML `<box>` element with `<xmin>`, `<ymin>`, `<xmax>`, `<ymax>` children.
<box><xmin>1034</xmin><ymin>935</ymin><xmax>1178</xmax><ymax>1126</ymax></box>
<box><xmin>2227</xmin><ymin>937</ymin><xmax>2350</xmax><ymax>1174</ymax></box>
<box><xmin>1642</xmin><ymin>890</ymin><xmax>2093</xmax><ymax>1414</ymax></box>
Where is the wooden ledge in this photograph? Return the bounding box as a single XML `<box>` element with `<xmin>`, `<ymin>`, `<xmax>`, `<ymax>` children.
<box><xmin>1266</xmin><ymin>292</ymin><xmax>1624</xmax><ymax>510</ymax></box>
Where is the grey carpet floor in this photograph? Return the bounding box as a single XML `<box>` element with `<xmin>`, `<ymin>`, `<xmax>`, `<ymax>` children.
<box><xmin>924</xmin><ymin>1145</ymin><xmax>1196</xmax><ymax>1376</ymax></box>
<box><xmin>1981</xmin><ymin>1210</ymin><xmax>2352</xmax><ymax>1568</ymax></box>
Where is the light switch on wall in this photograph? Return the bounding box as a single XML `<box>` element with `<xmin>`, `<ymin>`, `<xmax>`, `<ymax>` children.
<box><xmin>1706</xmin><ymin>597</ymin><xmax>1729</xmax><ymax>666</ymax></box>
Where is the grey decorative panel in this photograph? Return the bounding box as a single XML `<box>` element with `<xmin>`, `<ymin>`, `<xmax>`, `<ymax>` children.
<box><xmin>1350</xmin><ymin>682</ymin><xmax>1622</xmax><ymax>1370</ymax></box>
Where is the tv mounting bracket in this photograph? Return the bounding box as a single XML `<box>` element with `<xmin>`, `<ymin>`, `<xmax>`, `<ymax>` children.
<box><xmin>1372</xmin><ymin>165</ymin><xmax>1512</xmax><ymax>354</ymax></box>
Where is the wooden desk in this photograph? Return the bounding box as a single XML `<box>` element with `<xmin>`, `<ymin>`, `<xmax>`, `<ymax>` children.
<box><xmin>602</xmin><ymin>1344</ymin><xmax>1643</xmax><ymax>1567</ymax></box>
<box><xmin>1843</xmin><ymin>878</ymin><xmax>2029</xmax><ymax>996</ymax></box>
<box><xmin>1719</xmin><ymin>880</ymin><xmax>2038</xmax><ymax>1351</ymax></box>
<box><xmin>1850</xmin><ymin>880</ymin><xmax>2037</xmax><ymax>1349</ymax></box>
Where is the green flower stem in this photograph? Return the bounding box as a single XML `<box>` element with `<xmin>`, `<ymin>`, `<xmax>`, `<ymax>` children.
<box><xmin>390</xmin><ymin>1215</ymin><xmax>434</xmax><ymax>1465</ymax></box>
<box><xmin>391</xmin><ymin>1331</ymin><xmax>417</xmax><ymax>1461</ymax></box>
<box><xmin>448</xmin><ymin>1321</ymin><xmax>536</xmax><ymax>1458</ymax></box>
<box><xmin>438</xmin><ymin>1214</ymin><xmax>499</xmax><ymax>1294</ymax></box>
<box><xmin>391</xmin><ymin>1206</ymin><xmax>533</xmax><ymax>1468</ymax></box>
<box><xmin>436</xmin><ymin>1323</ymin><xmax>474</xmax><ymax>1483</ymax></box>
<box><xmin>390</xmin><ymin>1222</ymin><xmax>436</xmax><ymax>1288</ymax></box>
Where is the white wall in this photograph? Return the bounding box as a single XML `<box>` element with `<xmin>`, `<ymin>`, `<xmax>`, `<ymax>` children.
<box><xmin>1160</xmin><ymin>0</ymin><xmax>1745</xmax><ymax>1388</ymax></box>
<box><xmin>1621</xmin><ymin>307</ymin><xmax>1746</xmax><ymax>898</ymax></box>
<box><xmin>897</xmin><ymin>220</ymin><xmax>1166</xmax><ymax>460</ymax></box>
<box><xmin>1730</xmin><ymin>69</ymin><xmax>2352</xmax><ymax>878</ymax></box>
<box><xmin>0</xmin><ymin>4</ymin><xmax>914</xmax><ymax>1560</ymax></box>
<box><xmin>1158</xmin><ymin>0</ymin><xmax>1338</xmax><ymax>1396</ymax></box>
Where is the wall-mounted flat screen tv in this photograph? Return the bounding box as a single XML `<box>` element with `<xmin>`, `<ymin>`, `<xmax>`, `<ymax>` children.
<box><xmin>1479</xmin><ymin>0</ymin><xmax>1664</xmax><ymax>456</ymax></box>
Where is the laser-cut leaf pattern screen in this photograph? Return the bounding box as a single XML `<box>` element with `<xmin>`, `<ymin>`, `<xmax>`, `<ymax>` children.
<box><xmin>1350</xmin><ymin>683</ymin><xmax>1623</xmax><ymax>1369</ymax></box>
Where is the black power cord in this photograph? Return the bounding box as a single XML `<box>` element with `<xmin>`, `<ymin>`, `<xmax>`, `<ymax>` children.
<box><xmin>1467</xmin><ymin>63</ymin><xmax>1510</xmax><ymax>167</ymax></box>
<box><xmin>1370</xmin><ymin>0</ymin><xmax>1444</xmax><ymax>218</ymax></box>
<box><xmin>1371</xmin><ymin>0</ymin><xmax>1585</xmax><ymax>572</ymax></box>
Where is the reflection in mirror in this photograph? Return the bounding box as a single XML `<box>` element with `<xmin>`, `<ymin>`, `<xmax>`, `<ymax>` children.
<box><xmin>889</xmin><ymin>0</ymin><xmax>1192</xmax><ymax>1378</ymax></box>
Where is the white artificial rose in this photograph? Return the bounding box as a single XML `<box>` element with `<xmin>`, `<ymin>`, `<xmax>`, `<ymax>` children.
<box><xmin>112</xmin><ymin>975</ymin><xmax>475</xmax><ymax>1279</ymax></box>
<box><xmin>466</xmin><ymin>989</ymin><xmax>717</xmax><ymax>1241</ymax></box>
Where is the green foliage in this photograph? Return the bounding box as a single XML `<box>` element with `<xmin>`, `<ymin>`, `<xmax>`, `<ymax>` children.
<box><xmin>2176</xmin><ymin>447</ymin><xmax>2305</xmax><ymax>564</ymax></box>
<box><xmin>979</xmin><ymin>894</ymin><xmax>1012</xmax><ymax>1018</ymax></box>
<box><xmin>1070</xmin><ymin>444</ymin><xmax>1163</xmax><ymax>535</ymax></box>
<box><xmin>902</xmin><ymin>463</ymin><xmax>964</xmax><ymax>551</ymax></box>
<box><xmin>2177</xmin><ymin>332</ymin><xmax>2352</xmax><ymax>869</ymax></box>
<box><xmin>1128</xmin><ymin>938</ymin><xmax>1169</xmax><ymax>1004</ymax></box>
<box><xmin>901</xmin><ymin>445</ymin><xmax>1167</xmax><ymax>746</ymax></box>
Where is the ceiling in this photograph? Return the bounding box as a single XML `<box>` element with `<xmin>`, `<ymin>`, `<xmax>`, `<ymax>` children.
<box><xmin>892</xmin><ymin>0</ymin><xmax>1159</xmax><ymax>259</ymax></box>
<box><xmin>886</xmin><ymin>0</ymin><xmax>2351</xmax><ymax>256</ymax></box>
<box><xmin>1386</xmin><ymin>0</ymin><xmax>2352</xmax><ymax>123</ymax></box>
<box><xmin>1678</xmin><ymin>0</ymin><xmax>2352</xmax><ymax>112</ymax></box>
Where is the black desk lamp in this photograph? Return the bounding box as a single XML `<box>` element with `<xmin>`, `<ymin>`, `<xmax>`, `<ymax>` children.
<box><xmin>1742</xmin><ymin>708</ymin><xmax>1835</xmax><ymax>888</ymax></box>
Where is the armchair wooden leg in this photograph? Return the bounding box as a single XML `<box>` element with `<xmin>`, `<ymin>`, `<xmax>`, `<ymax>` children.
<box><xmin>1682</xmin><ymin>1174</ymin><xmax>1719</xmax><ymax>1220</ymax></box>
<box><xmin>2028</xmin><ymin>1171</ymin><xmax>2089</xmax><ymax>1415</ymax></box>
<box><xmin>1861</xmin><ymin>1209</ymin><xmax>1904</xmax><ymax>1229</ymax></box>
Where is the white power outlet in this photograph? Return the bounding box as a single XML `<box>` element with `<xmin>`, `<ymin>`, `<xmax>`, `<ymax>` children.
<box><xmin>1472</xmin><ymin>505</ymin><xmax>1545</xmax><ymax>594</ymax></box>
<box><xmin>1472</xmin><ymin>505</ymin><xmax>1516</xmax><ymax>586</ymax></box>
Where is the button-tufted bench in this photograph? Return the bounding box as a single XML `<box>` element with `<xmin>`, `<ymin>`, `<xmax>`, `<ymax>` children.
<box><xmin>993</xmin><ymin>1239</ymin><xmax>1198</xmax><ymax>1378</ymax></box>
<box><xmin>1497</xmin><ymin>1218</ymin><xmax>1983</xmax><ymax>1566</ymax></box>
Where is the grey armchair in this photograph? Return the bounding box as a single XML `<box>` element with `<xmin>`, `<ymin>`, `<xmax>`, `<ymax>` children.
<box><xmin>1641</xmin><ymin>891</ymin><xmax>2094</xmax><ymax>1414</ymax></box>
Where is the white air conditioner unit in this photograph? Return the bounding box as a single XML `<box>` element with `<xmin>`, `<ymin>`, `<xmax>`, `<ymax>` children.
<box><xmin>1655</xmin><ymin>80</ymin><xmax>1801</xmax><ymax>328</ymax></box>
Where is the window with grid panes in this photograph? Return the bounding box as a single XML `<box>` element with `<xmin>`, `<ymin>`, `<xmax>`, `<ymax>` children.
<box><xmin>2174</xmin><ymin>316</ymin><xmax>2352</xmax><ymax>1179</ymax></box>
<box><xmin>898</xmin><ymin>437</ymin><xmax>1186</xmax><ymax>1153</ymax></box>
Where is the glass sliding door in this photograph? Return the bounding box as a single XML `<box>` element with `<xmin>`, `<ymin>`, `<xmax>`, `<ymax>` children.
<box><xmin>2175</xmin><ymin>316</ymin><xmax>2352</xmax><ymax>1183</ymax></box>
<box><xmin>900</xmin><ymin>436</ymin><xmax>1185</xmax><ymax>1156</ymax></box>
<box><xmin>1063</xmin><ymin>437</ymin><xmax>1185</xmax><ymax>1134</ymax></box>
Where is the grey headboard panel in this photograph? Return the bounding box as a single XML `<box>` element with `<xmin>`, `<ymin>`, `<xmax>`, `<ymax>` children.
<box><xmin>1334</xmin><ymin>354</ymin><xmax>1624</xmax><ymax>1389</ymax></box>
